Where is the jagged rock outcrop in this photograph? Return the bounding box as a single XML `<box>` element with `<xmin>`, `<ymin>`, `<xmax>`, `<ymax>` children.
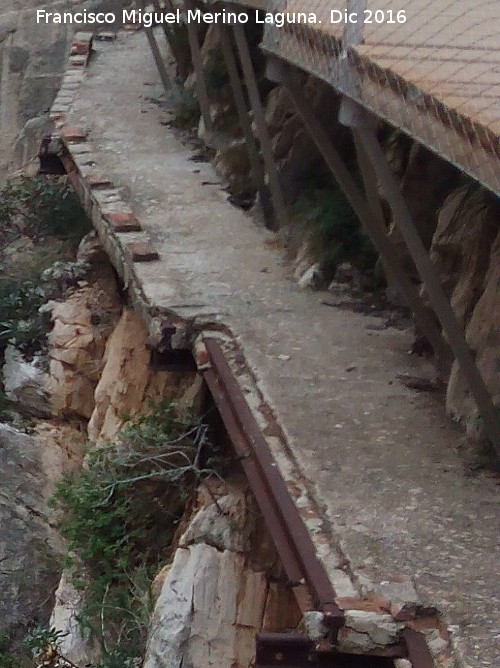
<box><xmin>381</xmin><ymin>141</ymin><xmax>459</xmax><ymax>302</ymax></box>
<box><xmin>49</xmin><ymin>571</ymin><xmax>101</xmax><ymax>667</ymax></box>
<box><xmin>0</xmin><ymin>424</ymin><xmax>65</xmax><ymax>634</ymax></box>
<box><xmin>3</xmin><ymin>345</ymin><xmax>50</xmax><ymax>416</ymax></box>
<box><xmin>0</xmin><ymin>0</ymin><xmax>70</xmax><ymax>171</ymax></box>
<box><xmin>265</xmin><ymin>75</ymin><xmax>352</xmax><ymax>207</ymax></box>
<box><xmin>46</xmin><ymin>252</ymin><xmax>122</xmax><ymax>420</ymax></box>
<box><xmin>0</xmin><ymin>230</ymin><xmax>121</xmax><ymax>422</ymax></box>
<box><xmin>429</xmin><ymin>186</ymin><xmax>500</xmax><ymax>436</ymax></box>
<box><xmin>144</xmin><ymin>482</ymin><xmax>301</xmax><ymax>668</ymax></box>
<box><xmin>86</xmin><ymin>308</ymin><xmax>198</xmax><ymax>443</ymax></box>
<box><xmin>447</xmin><ymin>231</ymin><xmax>500</xmax><ymax>438</ymax></box>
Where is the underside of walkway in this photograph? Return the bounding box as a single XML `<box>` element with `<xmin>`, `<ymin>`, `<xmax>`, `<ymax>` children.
<box><xmin>61</xmin><ymin>31</ymin><xmax>499</xmax><ymax>667</ymax></box>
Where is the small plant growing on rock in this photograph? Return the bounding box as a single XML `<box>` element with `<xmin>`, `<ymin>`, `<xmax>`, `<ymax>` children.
<box><xmin>0</xmin><ymin>280</ymin><xmax>47</xmax><ymax>356</ymax></box>
<box><xmin>0</xmin><ymin>634</ymin><xmax>22</xmax><ymax>668</ymax></box>
<box><xmin>0</xmin><ymin>176</ymin><xmax>91</xmax><ymax>246</ymax></box>
<box><xmin>291</xmin><ymin>184</ymin><xmax>378</xmax><ymax>278</ymax></box>
<box><xmin>23</xmin><ymin>627</ymin><xmax>70</xmax><ymax>667</ymax></box>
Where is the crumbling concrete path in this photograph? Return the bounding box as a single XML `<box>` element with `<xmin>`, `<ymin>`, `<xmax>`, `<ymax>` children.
<box><xmin>68</xmin><ymin>32</ymin><xmax>499</xmax><ymax>666</ymax></box>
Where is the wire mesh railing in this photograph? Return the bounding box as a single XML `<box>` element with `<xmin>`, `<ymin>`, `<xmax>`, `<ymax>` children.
<box><xmin>262</xmin><ymin>0</ymin><xmax>500</xmax><ymax>194</ymax></box>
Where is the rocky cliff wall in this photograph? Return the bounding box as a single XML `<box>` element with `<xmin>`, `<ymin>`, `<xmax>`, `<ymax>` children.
<box><xmin>0</xmin><ymin>0</ymin><xmax>126</xmax><ymax>173</ymax></box>
<box><xmin>0</xmin><ymin>229</ymin><xmax>203</xmax><ymax>653</ymax></box>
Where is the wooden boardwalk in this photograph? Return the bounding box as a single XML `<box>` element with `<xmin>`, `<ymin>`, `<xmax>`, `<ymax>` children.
<box><xmin>251</xmin><ymin>0</ymin><xmax>500</xmax><ymax>193</ymax></box>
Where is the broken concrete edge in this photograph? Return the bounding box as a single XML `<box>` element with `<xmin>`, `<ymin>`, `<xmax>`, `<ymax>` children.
<box><xmin>40</xmin><ymin>29</ymin><xmax>464</xmax><ymax>668</ymax></box>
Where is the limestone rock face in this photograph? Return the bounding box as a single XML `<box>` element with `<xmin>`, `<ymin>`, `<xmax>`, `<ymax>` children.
<box><xmin>45</xmin><ymin>231</ymin><xmax>121</xmax><ymax>419</ymax></box>
<box><xmin>381</xmin><ymin>141</ymin><xmax>458</xmax><ymax>303</ymax></box>
<box><xmin>446</xmin><ymin>228</ymin><xmax>500</xmax><ymax>437</ymax></box>
<box><xmin>87</xmin><ymin>308</ymin><xmax>196</xmax><ymax>443</ymax></box>
<box><xmin>213</xmin><ymin>139</ymin><xmax>252</xmax><ymax>197</ymax></box>
<box><xmin>430</xmin><ymin>186</ymin><xmax>498</xmax><ymax>326</ymax></box>
<box><xmin>33</xmin><ymin>421</ymin><xmax>86</xmax><ymax>496</ymax></box>
<box><xmin>143</xmin><ymin>486</ymin><xmax>268</xmax><ymax>668</ymax></box>
<box><xmin>3</xmin><ymin>345</ymin><xmax>50</xmax><ymax>416</ymax></box>
<box><xmin>429</xmin><ymin>186</ymin><xmax>500</xmax><ymax>435</ymax></box>
<box><xmin>265</xmin><ymin>76</ymin><xmax>351</xmax><ymax>207</ymax></box>
<box><xmin>49</xmin><ymin>571</ymin><xmax>100</xmax><ymax>667</ymax></box>
<box><xmin>386</xmin><ymin>144</ymin><xmax>458</xmax><ymax>278</ymax></box>
<box><xmin>0</xmin><ymin>0</ymin><xmax>70</xmax><ymax>171</ymax></box>
<box><xmin>424</xmin><ymin>187</ymin><xmax>500</xmax><ymax>438</ymax></box>
<box><xmin>0</xmin><ymin>423</ymin><xmax>62</xmax><ymax>635</ymax></box>
<box><xmin>47</xmin><ymin>282</ymin><xmax>120</xmax><ymax>420</ymax></box>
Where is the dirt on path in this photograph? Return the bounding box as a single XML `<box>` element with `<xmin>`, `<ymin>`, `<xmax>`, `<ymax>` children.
<box><xmin>66</xmin><ymin>31</ymin><xmax>499</xmax><ymax>667</ymax></box>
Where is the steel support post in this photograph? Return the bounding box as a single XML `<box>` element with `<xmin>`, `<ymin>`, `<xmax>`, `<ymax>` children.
<box><xmin>183</xmin><ymin>0</ymin><xmax>214</xmax><ymax>138</ymax></box>
<box><xmin>274</xmin><ymin>61</ymin><xmax>451</xmax><ymax>368</ymax></box>
<box><xmin>138</xmin><ymin>0</ymin><xmax>172</xmax><ymax>94</ymax></box>
<box><xmin>352</xmin><ymin>134</ymin><xmax>451</xmax><ymax>373</ymax></box>
<box><xmin>218</xmin><ymin>24</ymin><xmax>274</xmax><ymax>225</ymax></box>
<box><xmin>354</xmin><ymin>116</ymin><xmax>500</xmax><ymax>455</ymax></box>
<box><xmin>151</xmin><ymin>0</ymin><xmax>178</xmax><ymax>64</ymax></box>
<box><xmin>232</xmin><ymin>23</ymin><xmax>288</xmax><ymax>230</ymax></box>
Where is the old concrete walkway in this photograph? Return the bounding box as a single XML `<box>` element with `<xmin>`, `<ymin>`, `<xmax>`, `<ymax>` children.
<box><xmin>65</xmin><ymin>31</ymin><xmax>498</xmax><ymax>667</ymax></box>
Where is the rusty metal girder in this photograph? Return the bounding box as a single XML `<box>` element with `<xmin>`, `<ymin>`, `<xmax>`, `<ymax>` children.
<box><xmin>256</xmin><ymin>632</ymin><xmax>314</xmax><ymax>667</ymax></box>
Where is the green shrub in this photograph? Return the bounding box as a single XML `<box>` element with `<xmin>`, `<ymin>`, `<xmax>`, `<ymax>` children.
<box><xmin>23</xmin><ymin>626</ymin><xmax>67</xmax><ymax>661</ymax></box>
<box><xmin>171</xmin><ymin>85</ymin><xmax>200</xmax><ymax>130</ymax></box>
<box><xmin>0</xmin><ymin>280</ymin><xmax>47</xmax><ymax>355</ymax></box>
<box><xmin>0</xmin><ymin>176</ymin><xmax>91</xmax><ymax>245</ymax></box>
<box><xmin>0</xmin><ymin>635</ymin><xmax>21</xmax><ymax>668</ymax></box>
<box><xmin>49</xmin><ymin>402</ymin><xmax>217</xmax><ymax>663</ymax></box>
<box><xmin>291</xmin><ymin>185</ymin><xmax>378</xmax><ymax>276</ymax></box>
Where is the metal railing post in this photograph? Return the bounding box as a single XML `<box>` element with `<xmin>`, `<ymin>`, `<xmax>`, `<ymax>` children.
<box><xmin>232</xmin><ymin>22</ymin><xmax>288</xmax><ymax>230</ymax></box>
<box><xmin>138</xmin><ymin>0</ymin><xmax>173</xmax><ymax>94</ymax></box>
<box><xmin>218</xmin><ymin>23</ymin><xmax>274</xmax><ymax>225</ymax></box>
<box><xmin>183</xmin><ymin>0</ymin><xmax>214</xmax><ymax>138</ymax></box>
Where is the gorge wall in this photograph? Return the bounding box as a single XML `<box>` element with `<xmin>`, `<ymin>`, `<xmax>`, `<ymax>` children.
<box><xmin>1</xmin><ymin>221</ymin><xmax>299</xmax><ymax>666</ymax></box>
<box><xmin>0</xmin><ymin>0</ymin><xmax>127</xmax><ymax>173</ymax></box>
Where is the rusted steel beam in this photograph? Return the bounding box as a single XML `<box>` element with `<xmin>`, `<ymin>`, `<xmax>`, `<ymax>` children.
<box><xmin>203</xmin><ymin>367</ymin><xmax>304</xmax><ymax>584</ymax></box>
<box><xmin>218</xmin><ymin>23</ymin><xmax>274</xmax><ymax>225</ymax></box>
<box><xmin>203</xmin><ymin>338</ymin><xmax>342</xmax><ymax>616</ymax></box>
<box><xmin>137</xmin><ymin>0</ymin><xmax>172</xmax><ymax>94</ymax></box>
<box><xmin>403</xmin><ymin>629</ymin><xmax>435</xmax><ymax>668</ymax></box>
<box><xmin>203</xmin><ymin>343</ymin><xmax>437</xmax><ymax>664</ymax></box>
